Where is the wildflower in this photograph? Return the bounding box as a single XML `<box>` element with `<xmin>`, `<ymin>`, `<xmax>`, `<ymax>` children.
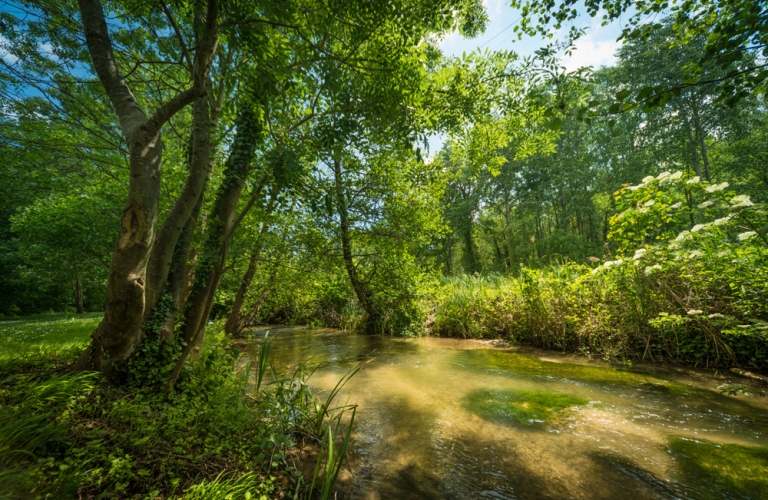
<box><xmin>705</xmin><ymin>182</ymin><xmax>729</xmax><ymax>193</ymax></box>
<box><xmin>674</xmin><ymin>230</ymin><xmax>690</xmax><ymax>242</ymax></box>
<box><xmin>643</xmin><ymin>199</ymin><xmax>656</xmax><ymax>207</ymax></box>
<box><xmin>687</xmin><ymin>250</ymin><xmax>702</xmax><ymax>259</ymax></box>
<box><xmin>707</xmin><ymin>313</ymin><xmax>724</xmax><ymax>319</ymax></box>
<box><xmin>658</xmin><ymin>172</ymin><xmax>673</xmax><ymax>184</ymax></box>
<box><xmin>691</xmin><ymin>224</ymin><xmax>706</xmax><ymax>232</ymax></box>
<box><xmin>730</xmin><ymin>195</ymin><xmax>754</xmax><ymax>208</ymax></box>
<box><xmin>642</xmin><ymin>176</ymin><xmax>655</xmax><ymax>184</ymax></box>
<box><xmin>737</xmin><ymin>231</ymin><xmax>757</xmax><ymax>241</ymax></box>
<box><xmin>603</xmin><ymin>259</ymin><xmax>623</xmax><ymax>268</ymax></box>
<box><xmin>670</xmin><ymin>202</ymin><xmax>683</xmax><ymax>209</ymax></box>
<box><xmin>687</xmin><ymin>309</ymin><xmax>703</xmax><ymax>316</ymax></box>
<box><xmin>644</xmin><ymin>264</ymin><xmax>662</xmax><ymax>275</ymax></box>
<box><xmin>633</xmin><ymin>248</ymin><xmax>647</xmax><ymax>260</ymax></box>
<box><xmin>697</xmin><ymin>200</ymin><xmax>714</xmax><ymax>209</ymax></box>
<box><xmin>669</xmin><ymin>171</ymin><xmax>683</xmax><ymax>181</ymax></box>
<box><xmin>713</xmin><ymin>216</ymin><xmax>732</xmax><ymax>226</ymax></box>
<box><xmin>686</xmin><ymin>176</ymin><xmax>701</xmax><ymax>185</ymax></box>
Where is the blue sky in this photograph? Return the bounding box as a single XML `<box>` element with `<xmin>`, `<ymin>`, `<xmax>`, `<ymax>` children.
<box><xmin>441</xmin><ymin>0</ymin><xmax>625</xmax><ymax>68</ymax></box>
<box><xmin>427</xmin><ymin>0</ymin><xmax>627</xmax><ymax>153</ymax></box>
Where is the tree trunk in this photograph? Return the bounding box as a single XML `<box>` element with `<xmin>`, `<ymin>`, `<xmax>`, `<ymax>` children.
<box><xmin>684</xmin><ymin>117</ymin><xmax>702</xmax><ymax>179</ymax></box>
<box><xmin>144</xmin><ymin>96</ymin><xmax>212</xmax><ymax>317</ymax></box>
<box><xmin>504</xmin><ymin>193</ymin><xmax>514</xmax><ymax>269</ymax></box>
<box><xmin>333</xmin><ymin>157</ymin><xmax>378</xmax><ymax>331</ymax></box>
<box><xmin>691</xmin><ymin>101</ymin><xmax>711</xmax><ymax>182</ymax></box>
<box><xmin>158</xmin><ymin>193</ymin><xmax>205</xmax><ymax>342</ymax></box>
<box><xmin>73</xmin><ymin>0</ymin><xmax>218</xmax><ymax>377</ymax></box>
<box><xmin>167</xmin><ymin>106</ymin><xmax>263</xmax><ymax>386</ymax></box>
<box><xmin>224</xmin><ymin>196</ymin><xmax>277</xmax><ymax>335</ymax></box>
<box><xmin>73</xmin><ymin>274</ymin><xmax>84</xmax><ymax>314</ymax></box>
<box><xmin>234</xmin><ymin>214</ymin><xmax>293</xmax><ymax>335</ymax></box>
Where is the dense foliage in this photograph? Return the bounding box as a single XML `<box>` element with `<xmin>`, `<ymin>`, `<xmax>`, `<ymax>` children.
<box><xmin>0</xmin><ymin>0</ymin><xmax>766</xmax><ymax>496</ymax></box>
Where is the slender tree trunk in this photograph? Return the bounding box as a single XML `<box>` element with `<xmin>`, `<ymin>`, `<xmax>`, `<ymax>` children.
<box><xmin>504</xmin><ymin>193</ymin><xmax>514</xmax><ymax>269</ymax></box>
<box><xmin>158</xmin><ymin>194</ymin><xmax>205</xmax><ymax>342</ymax></box>
<box><xmin>333</xmin><ymin>158</ymin><xmax>378</xmax><ymax>331</ymax></box>
<box><xmin>684</xmin><ymin>117</ymin><xmax>702</xmax><ymax>179</ymax></box>
<box><xmin>233</xmin><ymin>218</ymin><xmax>292</xmax><ymax>335</ymax></box>
<box><xmin>167</xmin><ymin>106</ymin><xmax>263</xmax><ymax>386</ymax></box>
<box><xmin>144</xmin><ymin>97</ymin><xmax>212</xmax><ymax>317</ymax></box>
<box><xmin>224</xmin><ymin>196</ymin><xmax>277</xmax><ymax>335</ymax></box>
<box><xmin>691</xmin><ymin>102</ymin><xmax>711</xmax><ymax>182</ymax></box>
<box><xmin>73</xmin><ymin>274</ymin><xmax>84</xmax><ymax>314</ymax></box>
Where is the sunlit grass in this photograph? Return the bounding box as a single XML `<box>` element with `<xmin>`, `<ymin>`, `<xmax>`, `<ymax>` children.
<box><xmin>0</xmin><ymin>313</ymin><xmax>101</xmax><ymax>372</ymax></box>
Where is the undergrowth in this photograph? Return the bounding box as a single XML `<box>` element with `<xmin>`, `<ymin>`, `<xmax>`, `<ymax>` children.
<box><xmin>432</xmin><ymin>172</ymin><xmax>768</xmax><ymax>370</ymax></box>
<box><xmin>0</xmin><ymin>316</ymin><xmax>355</xmax><ymax>499</ymax></box>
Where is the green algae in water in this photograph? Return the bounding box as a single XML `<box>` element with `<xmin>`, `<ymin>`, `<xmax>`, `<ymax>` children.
<box><xmin>669</xmin><ymin>438</ymin><xmax>768</xmax><ymax>500</ymax></box>
<box><xmin>453</xmin><ymin>349</ymin><xmax>696</xmax><ymax>393</ymax></box>
<box><xmin>463</xmin><ymin>388</ymin><xmax>587</xmax><ymax>426</ymax></box>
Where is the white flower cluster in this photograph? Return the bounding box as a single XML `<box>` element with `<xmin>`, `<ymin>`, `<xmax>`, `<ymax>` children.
<box><xmin>644</xmin><ymin>264</ymin><xmax>662</xmax><ymax>275</ymax></box>
<box><xmin>730</xmin><ymin>194</ymin><xmax>754</xmax><ymax>208</ymax></box>
<box><xmin>697</xmin><ymin>200</ymin><xmax>714</xmax><ymax>209</ymax></box>
<box><xmin>592</xmin><ymin>258</ymin><xmax>625</xmax><ymax>274</ymax></box>
<box><xmin>704</xmin><ymin>182</ymin><xmax>729</xmax><ymax>193</ymax></box>
<box><xmin>633</xmin><ymin>248</ymin><xmax>646</xmax><ymax>260</ymax></box>
<box><xmin>713</xmin><ymin>215</ymin><xmax>732</xmax><ymax>226</ymax></box>
<box><xmin>686</xmin><ymin>176</ymin><xmax>700</xmax><ymax>185</ymax></box>
<box><xmin>737</xmin><ymin>231</ymin><xmax>757</xmax><ymax>241</ymax></box>
<box><xmin>674</xmin><ymin>230</ymin><xmax>690</xmax><ymax>242</ymax></box>
<box><xmin>687</xmin><ymin>309</ymin><xmax>703</xmax><ymax>316</ymax></box>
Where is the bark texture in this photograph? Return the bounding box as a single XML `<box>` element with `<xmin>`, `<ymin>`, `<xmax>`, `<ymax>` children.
<box><xmin>167</xmin><ymin>106</ymin><xmax>263</xmax><ymax>386</ymax></box>
<box><xmin>73</xmin><ymin>0</ymin><xmax>218</xmax><ymax>377</ymax></box>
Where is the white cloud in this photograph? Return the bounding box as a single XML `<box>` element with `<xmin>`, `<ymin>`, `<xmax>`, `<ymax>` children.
<box><xmin>0</xmin><ymin>36</ymin><xmax>19</xmax><ymax>64</ymax></box>
<box><xmin>562</xmin><ymin>36</ymin><xmax>619</xmax><ymax>72</ymax></box>
<box><xmin>561</xmin><ymin>16</ymin><xmax>622</xmax><ymax>72</ymax></box>
<box><xmin>482</xmin><ymin>0</ymin><xmax>504</xmax><ymax>16</ymax></box>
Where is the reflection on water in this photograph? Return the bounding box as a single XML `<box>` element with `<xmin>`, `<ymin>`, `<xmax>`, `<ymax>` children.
<box><xmin>245</xmin><ymin>327</ymin><xmax>768</xmax><ymax>500</ymax></box>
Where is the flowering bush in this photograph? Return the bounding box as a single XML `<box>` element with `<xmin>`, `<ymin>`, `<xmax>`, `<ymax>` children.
<box><xmin>432</xmin><ymin>172</ymin><xmax>768</xmax><ymax>370</ymax></box>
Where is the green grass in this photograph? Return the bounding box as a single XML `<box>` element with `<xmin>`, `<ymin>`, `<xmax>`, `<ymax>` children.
<box><xmin>463</xmin><ymin>388</ymin><xmax>587</xmax><ymax>426</ymax></box>
<box><xmin>0</xmin><ymin>313</ymin><xmax>101</xmax><ymax>372</ymax></box>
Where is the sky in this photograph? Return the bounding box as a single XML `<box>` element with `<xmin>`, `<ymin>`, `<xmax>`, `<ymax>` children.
<box><xmin>427</xmin><ymin>0</ymin><xmax>627</xmax><ymax>153</ymax></box>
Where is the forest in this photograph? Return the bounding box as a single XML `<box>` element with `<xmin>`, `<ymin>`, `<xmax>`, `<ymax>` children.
<box><xmin>1</xmin><ymin>0</ymin><xmax>767</xmax><ymax>498</ymax></box>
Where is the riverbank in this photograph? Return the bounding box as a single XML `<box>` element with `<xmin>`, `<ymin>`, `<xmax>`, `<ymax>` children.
<box><xmin>430</xmin><ymin>255</ymin><xmax>768</xmax><ymax>372</ymax></box>
<box><xmin>0</xmin><ymin>314</ymin><xmax>317</xmax><ymax>499</ymax></box>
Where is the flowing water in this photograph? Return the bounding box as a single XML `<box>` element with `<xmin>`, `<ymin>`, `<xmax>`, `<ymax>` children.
<box><xmin>244</xmin><ymin>327</ymin><xmax>768</xmax><ymax>500</ymax></box>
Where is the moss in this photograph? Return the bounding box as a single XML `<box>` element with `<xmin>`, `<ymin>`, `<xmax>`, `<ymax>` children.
<box><xmin>668</xmin><ymin>438</ymin><xmax>768</xmax><ymax>500</ymax></box>
<box><xmin>453</xmin><ymin>349</ymin><xmax>696</xmax><ymax>393</ymax></box>
<box><xmin>463</xmin><ymin>388</ymin><xmax>587</xmax><ymax>426</ymax></box>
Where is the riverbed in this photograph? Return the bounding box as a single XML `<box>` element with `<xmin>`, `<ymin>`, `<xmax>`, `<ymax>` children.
<box><xmin>244</xmin><ymin>326</ymin><xmax>768</xmax><ymax>500</ymax></box>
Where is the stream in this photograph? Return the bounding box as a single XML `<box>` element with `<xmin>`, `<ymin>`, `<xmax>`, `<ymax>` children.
<box><xmin>245</xmin><ymin>326</ymin><xmax>768</xmax><ymax>500</ymax></box>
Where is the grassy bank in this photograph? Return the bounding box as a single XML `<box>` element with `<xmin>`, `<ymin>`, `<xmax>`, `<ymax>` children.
<box><xmin>431</xmin><ymin>245</ymin><xmax>768</xmax><ymax>370</ymax></box>
<box><xmin>0</xmin><ymin>314</ymin><xmax>352</xmax><ymax>499</ymax></box>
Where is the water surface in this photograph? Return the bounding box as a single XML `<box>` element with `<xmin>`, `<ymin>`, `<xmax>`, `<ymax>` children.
<box><xmin>245</xmin><ymin>327</ymin><xmax>768</xmax><ymax>500</ymax></box>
